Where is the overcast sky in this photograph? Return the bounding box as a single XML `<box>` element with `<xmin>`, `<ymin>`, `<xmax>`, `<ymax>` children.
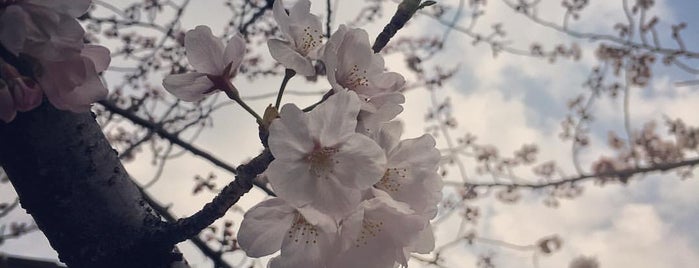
<box><xmin>2</xmin><ymin>0</ymin><xmax>699</xmax><ymax>267</ymax></box>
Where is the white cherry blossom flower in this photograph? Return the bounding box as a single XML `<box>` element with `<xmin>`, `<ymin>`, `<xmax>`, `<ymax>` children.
<box><xmin>266</xmin><ymin>89</ymin><xmax>387</xmax><ymax>219</ymax></box>
<box><xmin>237</xmin><ymin>198</ymin><xmax>338</xmax><ymax>268</ymax></box>
<box><xmin>322</xmin><ymin>25</ymin><xmax>405</xmax><ymax>100</ymax></box>
<box><xmin>0</xmin><ymin>0</ymin><xmax>111</xmax><ymax>114</ymax></box>
<box><xmin>0</xmin><ymin>0</ymin><xmax>90</xmax><ymax>60</ymax></box>
<box><xmin>268</xmin><ymin>0</ymin><xmax>323</xmax><ymax>76</ymax></box>
<box><xmin>331</xmin><ymin>194</ymin><xmax>425</xmax><ymax>268</ymax></box>
<box><xmin>163</xmin><ymin>25</ymin><xmax>245</xmax><ymax>102</ymax></box>
<box><xmin>38</xmin><ymin>44</ymin><xmax>111</xmax><ymax>112</ymax></box>
<box><xmin>372</xmin><ymin>121</ymin><xmax>443</xmax><ymax>219</ymax></box>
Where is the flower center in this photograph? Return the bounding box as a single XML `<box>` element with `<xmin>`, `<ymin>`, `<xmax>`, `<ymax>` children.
<box><xmin>306</xmin><ymin>146</ymin><xmax>339</xmax><ymax>179</ymax></box>
<box><xmin>375</xmin><ymin>167</ymin><xmax>407</xmax><ymax>192</ymax></box>
<box><xmin>298</xmin><ymin>26</ymin><xmax>322</xmax><ymax>55</ymax></box>
<box><xmin>352</xmin><ymin>219</ymin><xmax>384</xmax><ymax>247</ymax></box>
<box><xmin>342</xmin><ymin>64</ymin><xmax>370</xmax><ymax>90</ymax></box>
<box><xmin>288</xmin><ymin>214</ymin><xmax>319</xmax><ymax>245</ymax></box>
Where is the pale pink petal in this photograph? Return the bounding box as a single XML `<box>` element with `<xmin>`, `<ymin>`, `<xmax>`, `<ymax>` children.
<box><xmin>184</xmin><ymin>26</ymin><xmax>225</xmax><ymax>75</ymax></box>
<box><xmin>237</xmin><ymin>198</ymin><xmax>296</xmax><ymax>258</ymax></box>
<box><xmin>266</xmin><ymin>159</ymin><xmax>361</xmax><ymax>219</ymax></box>
<box><xmin>26</xmin><ymin>0</ymin><xmax>92</xmax><ymax>17</ymax></box>
<box><xmin>272</xmin><ymin>0</ymin><xmax>291</xmax><ymax>40</ymax></box>
<box><xmin>333</xmin><ymin>134</ymin><xmax>386</xmax><ymax>190</ymax></box>
<box><xmin>268</xmin><ymin>38</ymin><xmax>315</xmax><ymax>76</ymax></box>
<box><xmin>81</xmin><ymin>45</ymin><xmax>111</xmax><ymax>72</ymax></box>
<box><xmin>222</xmin><ymin>32</ymin><xmax>245</xmax><ymax>77</ymax></box>
<box><xmin>357</xmin><ymin>93</ymin><xmax>405</xmax><ymax>136</ymax></box>
<box><xmin>335</xmin><ymin>28</ymin><xmax>372</xmax><ymax>84</ymax></box>
<box><xmin>56</xmin><ymin>73</ymin><xmax>108</xmax><ymax>112</ymax></box>
<box><xmin>265</xmin><ymin>160</ymin><xmax>315</xmax><ymax>208</ymax></box>
<box><xmin>373</xmin><ymin>120</ymin><xmax>404</xmax><ymax>153</ymax></box>
<box><xmin>333</xmin><ymin>197</ymin><xmax>423</xmax><ymax>268</ymax></box>
<box><xmin>389</xmin><ymin>134</ymin><xmax>440</xmax><ymax>170</ymax></box>
<box><xmin>407</xmin><ymin>223</ymin><xmax>436</xmax><ymax>254</ymax></box>
<box><xmin>162</xmin><ymin>72</ymin><xmax>215</xmax><ymax>102</ymax></box>
<box><xmin>272</xmin><ymin>222</ymin><xmax>337</xmax><ymax>268</ymax></box>
<box><xmin>48</xmin><ymin>57</ymin><xmax>108</xmax><ymax>112</ymax></box>
<box><xmin>24</xmin><ymin>10</ymin><xmax>84</xmax><ymax>61</ymax></box>
<box><xmin>288</xmin><ymin>0</ymin><xmax>311</xmax><ymax>22</ymax></box>
<box><xmin>307</xmin><ymin>89</ymin><xmax>361</xmax><ymax>146</ymax></box>
<box><xmin>268</xmin><ymin>103</ymin><xmax>314</xmax><ymax>160</ymax></box>
<box><xmin>38</xmin><ymin>57</ymin><xmax>88</xmax><ymax>97</ymax></box>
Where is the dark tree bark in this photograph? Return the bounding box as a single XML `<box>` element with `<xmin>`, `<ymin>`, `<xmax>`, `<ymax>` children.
<box><xmin>0</xmin><ymin>102</ymin><xmax>180</xmax><ymax>268</ymax></box>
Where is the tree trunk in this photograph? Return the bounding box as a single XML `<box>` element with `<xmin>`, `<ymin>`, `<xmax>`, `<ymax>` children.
<box><xmin>0</xmin><ymin>102</ymin><xmax>179</xmax><ymax>268</ymax></box>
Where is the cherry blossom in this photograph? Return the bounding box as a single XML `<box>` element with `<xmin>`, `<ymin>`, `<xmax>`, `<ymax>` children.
<box><xmin>237</xmin><ymin>198</ymin><xmax>338</xmax><ymax>268</ymax></box>
<box><xmin>268</xmin><ymin>0</ymin><xmax>323</xmax><ymax>76</ymax></box>
<box><xmin>0</xmin><ymin>0</ymin><xmax>111</xmax><ymax>116</ymax></box>
<box><xmin>163</xmin><ymin>25</ymin><xmax>245</xmax><ymax>102</ymax></box>
<box><xmin>0</xmin><ymin>0</ymin><xmax>90</xmax><ymax>60</ymax></box>
<box><xmin>331</xmin><ymin>194</ymin><xmax>426</xmax><ymax>268</ymax></box>
<box><xmin>322</xmin><ymin>25</ymin><xmax>405</xmax><ymax>100</ymax></box>
<box><xmin>371</xmin><ymin>121</ymin><xmax>443</xmax><ymax>219</ymax></box>
<box><xmin>38</xmin><ymin>44</ymin><xmax>111</xmax><ymax>112</ymax></box>
<box><xmin>265</xmin><ymin>89</ymin><xmax>387</xmax><ymax>219</ymax></box>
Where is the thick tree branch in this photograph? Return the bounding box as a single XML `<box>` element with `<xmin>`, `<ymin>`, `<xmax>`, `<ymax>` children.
<box><xmin>0</xmin><ymin>102</ymin><xmax>181</xmax><ymax>268</ymax></box>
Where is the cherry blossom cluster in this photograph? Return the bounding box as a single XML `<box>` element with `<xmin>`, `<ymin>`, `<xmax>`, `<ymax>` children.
<box><xmin>161</xmin><ymin>0</ymin><xmax>442</xmax><ymax>267</ymax></box>
<box><xmin>0</xmin><ymin>0</ymin><xmax>110</xmax><ymax>123</ymax></box>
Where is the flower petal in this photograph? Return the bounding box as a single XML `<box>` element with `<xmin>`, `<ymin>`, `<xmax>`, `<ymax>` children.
<box><xmin>333</xmin><ymin>133</ymin><xmax>387</xmax><ymax>190</ymax></box>
<box><xmin>81</xmin><ymin>45</ymin><xmax>111</xmax><ymax>72</ymax></box>
<box><xmin>373</xmin><ymin>120</ymin><xmax>404</xmax><ymax>153</ymax></box>
<box><xmin>407</xmin><ymin>223</ymin><xmax>436</xmax><ymax>254</ymax></box>
<box><xmin>272</xmin><ymin>0</ymin><xmax>291</xmax><ymax>39</ymax></box>
<box><xmin>268</xmin><ymin>38</ymin><xmax>316</xmax><ymax>76</ymax></box>
<box><xmin>389</xmin><ymin>134</ymin><xmax>440</xmax><ymax>171</ymax></box>
<box><xmin>223</xmin><ymin>31</ymin><xmax>245</xmax><ymax>77</ymax></box>
<box><xmin>48</xmin><ymin>57</ymin><xmax>108</xmax><ymax>112</ymax></box>
<box><xmin>265</xmin><ymin>160</ymin><xmax>315</xmax><ymax>208</ymax></box>
<box><xmin>268</xmin><ymin>103</ymin><xmax>314</xmax><ymax>160</ymax></box>
<box><xmin>26</xmin><ymin>0</ymin><xmax>91</xmax><ymax>17</ymax></box>
<box><xmin>266</xmin><ymin>159</ymin><xmax>360</xmax><ymax>219</ymax></box>
<box><xmin>184</xmin><ymin>25</ymin><xmax>225</xmax><ymax>75</ymax></box>
<box><xmin>238</xmin><ymin>198</ymin><xmax>296</xmax><ymax>257</ymax></box>
<box><xmin>307</xmin><ymin>89</ymin><xmax>361</xmax><ymax>146</ymax></box>
<box><xmin>162</xmin><ymin>72</ymin><xmax>215</xmax><ymax>102</ymax></box>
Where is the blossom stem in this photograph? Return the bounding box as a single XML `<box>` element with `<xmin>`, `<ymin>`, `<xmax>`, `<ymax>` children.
<box><xmin>275</xmin><ymin>68</ymin><xmax>296</xmax><ymax>108</ymax></box>
<box><xmin>222</xmin><ymin>80</ymin><xmax>263</xmax><ymax>124</ymax></box>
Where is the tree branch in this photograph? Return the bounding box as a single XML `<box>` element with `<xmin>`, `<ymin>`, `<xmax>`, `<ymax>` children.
<box><xmin>158</xmin><ymin>149</ymin><xmax>274</xmax><ymax>245</ymax></box>
<box><xmin>98</xmin><ymin>100</ymin><xmax>276</xmax><ymax>196</ymax></box>
<box><xmin>456</xmin><ymin>157</ymin><xmax>699</xmax><ymax>189</ymax></box>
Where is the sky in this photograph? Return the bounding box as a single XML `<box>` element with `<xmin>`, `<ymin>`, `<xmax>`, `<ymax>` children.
<box><xmin>2</xmin><ymin>0</ymin><xmax>699</xmax><ymax>267</ymax></box>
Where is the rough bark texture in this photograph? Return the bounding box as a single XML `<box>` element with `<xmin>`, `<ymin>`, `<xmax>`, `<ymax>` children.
<box><xmin>0</xmin><ymin>103</ymin><xmax>177</xmax><ymax>268</ymax></box>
